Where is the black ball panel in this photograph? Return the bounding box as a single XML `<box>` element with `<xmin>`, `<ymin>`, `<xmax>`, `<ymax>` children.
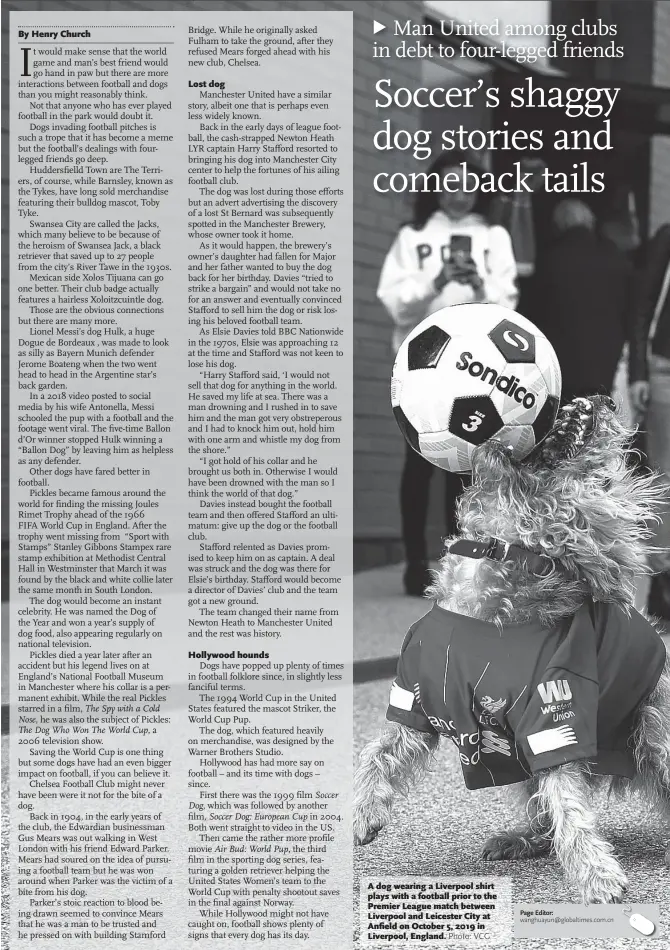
<box><xmin>532</xmin><ymin>394</ymin><xmax>560</xmax><ymax>444</ymax></box>
<box><xmin>488</xmin><ymin>320</ymin><xmax>536</xmax><ymax>364</ymax></box>
<box><xmin>393</xmin><ymin>405</ymin><xmax>421</xmax><ymax>452</ymax></box>
<box><xmin>407</xmin><ymin>325</ymin><xmax>451</xmax><ymax>370</ymax></box>
<box><xmin>448</xmin><ymin>396</ymin><xmax>504</xmax><ymax>446</ymax></box>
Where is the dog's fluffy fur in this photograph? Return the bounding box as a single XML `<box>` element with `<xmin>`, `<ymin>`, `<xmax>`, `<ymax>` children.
<box><xmin>353</xmin><ymin>397</ymin><xmax>670</xmax><ymax>904</ymax></box>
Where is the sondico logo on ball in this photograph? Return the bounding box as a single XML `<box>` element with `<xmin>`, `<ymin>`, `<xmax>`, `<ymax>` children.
<box><xmin>502</xmin><ymin>329</ymin><xmax>530</xmax><ymax>351</ymax></box>
<box><xmin>455</xmin><ymin>351</ymin><xmax>536</xmax><ymax>409</ymax></box>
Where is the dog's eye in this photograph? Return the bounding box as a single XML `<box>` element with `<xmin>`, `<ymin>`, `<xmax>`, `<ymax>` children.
<box><xmin>602</xmin><ymin>478</ymin><xmax>612</xmax><ymax>491</ymax></box>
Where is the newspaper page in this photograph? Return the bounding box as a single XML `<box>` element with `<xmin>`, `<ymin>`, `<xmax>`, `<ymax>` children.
<box><xmin>3</xmin><ymin>1</ymin><xmax>670</xmax><ymax>949</ymax></box>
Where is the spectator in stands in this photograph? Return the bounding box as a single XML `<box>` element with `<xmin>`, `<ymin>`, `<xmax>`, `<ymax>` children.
<box><xmin>527</xmin><ymin>199</ymin><xmax>634</xmax><ymax>403</ymax></box>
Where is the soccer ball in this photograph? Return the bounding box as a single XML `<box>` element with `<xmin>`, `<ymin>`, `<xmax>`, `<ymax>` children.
<box><xmin>391</xmin><ymin>304</ymin><xmax>561</xmax><ymax>472</ymax></box>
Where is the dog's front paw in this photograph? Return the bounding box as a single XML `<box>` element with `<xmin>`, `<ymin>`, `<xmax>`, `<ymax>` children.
<box><xmin>579</xmin><ymin>864</ymin><xmax>628</xmax><ymax>904</ymax></box>
<box><xmin>353</xmin><ymin>813</ymin><xmax>384</xmax><ymax>846</ymax></box>
<box><xmin>482</xmin><ymin>830</ymin><xmax>552</xmax><ymax>861</ymax></box>
<box><xmin>354</xmin><ymin>825</ymin><xmax>382</xmax><ymax>846</ymax></box>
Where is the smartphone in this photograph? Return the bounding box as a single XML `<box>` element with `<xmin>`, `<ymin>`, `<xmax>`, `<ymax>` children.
<box><xmin>449</xmin><ymin>234</ymin><xmax>472</xmax><ymax>267</ymax></box>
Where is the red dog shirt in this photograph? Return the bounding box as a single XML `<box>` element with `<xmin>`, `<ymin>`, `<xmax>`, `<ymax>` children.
<box><xmin>386</xmin><ymin>599</ymin><xmax>666</xmax><ymax>789</ymax></box>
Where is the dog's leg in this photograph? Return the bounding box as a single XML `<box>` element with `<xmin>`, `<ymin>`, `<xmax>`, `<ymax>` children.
<box><xmin>481</xmin><ymin>777</ymin><xmax>553</xmax><ymax>860</ymax></box>
<box><xmin>353</xmin><ymin>722</ymin><xmax>438</xmax><ymax>845</ymax></box>
<box><xmin>630</xmin><ymin>661</ymin><xmax>670</xmax><ymax>865</ymax></box>
<box><xmin>534</xmin><ymin>762</ymin><xmax>627</xmax><ymax>904</ymax></box>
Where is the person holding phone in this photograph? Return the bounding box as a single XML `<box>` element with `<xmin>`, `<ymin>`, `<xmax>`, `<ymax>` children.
<box><xmin>377</xmin><ymin>151</ymin><xmax>518</xmax><ymax>596</ymax></box>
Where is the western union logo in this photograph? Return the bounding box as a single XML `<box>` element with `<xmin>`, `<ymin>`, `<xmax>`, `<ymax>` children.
<box><xmin>537</xmin><ymin>679</ymin><xmax>572</xmax><ymax>704</ymax></box>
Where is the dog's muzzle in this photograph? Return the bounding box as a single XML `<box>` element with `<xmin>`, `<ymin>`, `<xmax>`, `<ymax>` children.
<box><xmin>447</xmin><ymin>537</ymin><xmax>555</xmax><ymax>577</ymax></box>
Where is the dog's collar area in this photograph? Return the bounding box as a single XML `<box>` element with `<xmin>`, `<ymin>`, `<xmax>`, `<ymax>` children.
<box><xmin>447</xmin><ymin>537</ymin><xmax>555</xmax><ymax>577</ymax></box>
